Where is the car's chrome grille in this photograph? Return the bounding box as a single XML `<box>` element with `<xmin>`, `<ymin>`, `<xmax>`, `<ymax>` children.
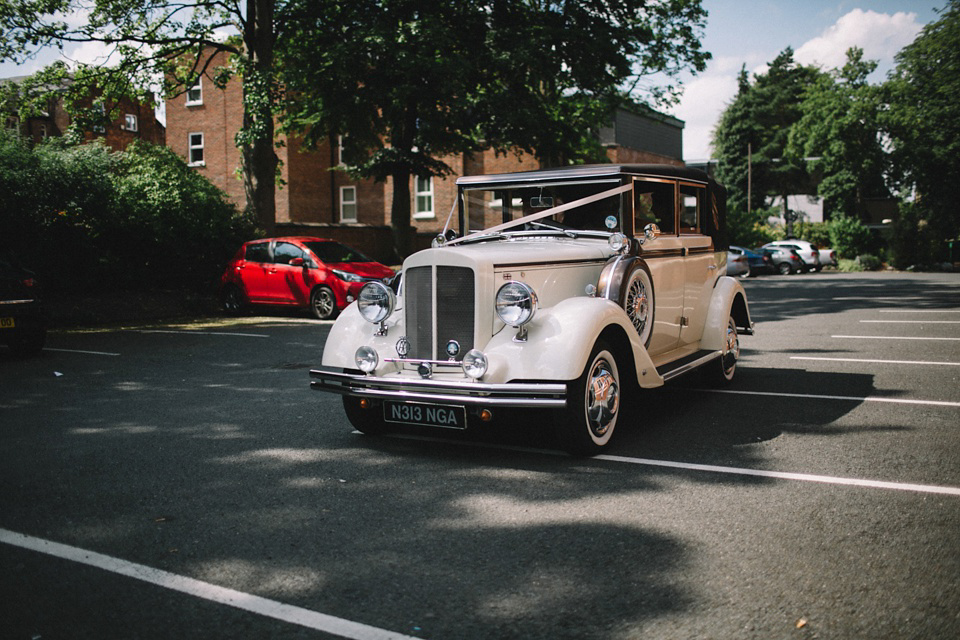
<box><xmin>405</xmin><ymin>266</ymin><xmax>433</xmax><ymax>359</ymax></box>
<box><xmin>404</xmin><ymin>265</ymin><xmax>475</xmax><ymax>360</ymax></box>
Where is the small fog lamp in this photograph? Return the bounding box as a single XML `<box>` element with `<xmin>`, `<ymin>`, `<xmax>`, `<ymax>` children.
<box><xmin>608</xmin><ymin>232</ymin><xmax>627</xmax><ymax>252</ymax></box>
<box><xmin>462</xmin><ymin>349</ymin><xmax>488</xmax><ymax>380</ymax></box>
<box><xmin>355</xmin><ymin>346</ymin><xmax>379</xmax><ymax>373</ymax></box>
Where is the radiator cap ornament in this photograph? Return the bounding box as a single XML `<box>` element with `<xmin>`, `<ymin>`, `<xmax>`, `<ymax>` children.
<box><xmin>445</xmin><ymin>340</ymin><xmax>460</xmax><ymax>359</ymax></box>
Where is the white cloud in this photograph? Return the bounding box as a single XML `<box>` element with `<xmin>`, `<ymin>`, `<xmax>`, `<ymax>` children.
<box><xmin>675</xmin><ymin>71</ymin><xmax>740</xmax><ymax>161</ymax></box>
<box><xmin>794</xmin><ymin>9</ymin><xmax>923</xmax><ymax>71</ymax></box>
<box><xmin>60</xmin><ymin>40</ymin><xmax>116</xmax><ymax>69</ymax></box>
<box><xmin>675</xmin><ymin>8</ymin><xmax>927</xmax><ymax>161</ymax></box>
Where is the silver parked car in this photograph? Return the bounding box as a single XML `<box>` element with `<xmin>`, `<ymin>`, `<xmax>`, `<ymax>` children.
<box><xmin>763</xmin><ymin>240</ymin><xmax>821</xmax><ymax>272</ymax></box>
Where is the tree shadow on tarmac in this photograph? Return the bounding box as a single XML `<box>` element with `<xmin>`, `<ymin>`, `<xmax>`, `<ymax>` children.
<box><xmin>742</xmin><ymin>272</ymin><xmax>960</xmax><ymax>323</ymax></box>
<box><xmin>0</xmin><ymin>340</ymin><xmax>899</xmax><ymax>639</ymax></box>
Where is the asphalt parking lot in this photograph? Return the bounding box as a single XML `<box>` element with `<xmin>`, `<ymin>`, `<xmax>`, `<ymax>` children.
<box><xmin>1</xmin><ymin>271</ymin><xmax>958</xmax><ymax>639</ymax></box>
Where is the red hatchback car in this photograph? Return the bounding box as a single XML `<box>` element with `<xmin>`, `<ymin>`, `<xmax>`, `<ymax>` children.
<box><xmin>220</xmin><ymin>237</ymin><xmax>394</xmax><ymax>319</ymax></box>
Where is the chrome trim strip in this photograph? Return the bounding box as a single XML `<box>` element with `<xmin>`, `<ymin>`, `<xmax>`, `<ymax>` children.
<box><xmin>0</xmin><ymin>299</ymin><xmax>35</xmax><ymax>305</ymax></box>
<box><xmin>310</xmin><ymin>368</ymin><xmax>567</xmax><ymax>409</ymax></box>
<box><xmin>659</xmin><ymin>350</ymin><xmax>722</xmax><ymax>382</ymax></box>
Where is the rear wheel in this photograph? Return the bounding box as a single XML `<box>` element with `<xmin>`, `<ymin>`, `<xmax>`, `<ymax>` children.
<box><xmin>311</xmin><ymin>286</ymin><xmax>337</xmax><ymax>320</ymax></box>
<box><xmin>558</xmin><ymin>341</ymin><xmax>621</xmax><ymax>456</ymax></box>
<box><xmin>342</xmin><ymin>396</ymin><xmax>391</xmax><ymax>435</ymax></box>
<box><xmin>221</xmin><ymin>285</ymin><xmax>247</xmax><ymax>315</ymax></box>
<box><xmin>777</xmin><ymin>262</ymin><xmax>793</xmax><ymax>275</ymax></box>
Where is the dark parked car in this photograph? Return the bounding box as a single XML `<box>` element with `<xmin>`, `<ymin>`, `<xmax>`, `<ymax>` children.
<box><xmin>730</xmin><ymin>245</ymin><xmax>774</xmax><ymax>276</ymax></box>
<box><xmin>220</xmin><ymin>237</ymin><xmax>394</xmax><ymax>319</ymax></box>
<box><xmin>758</xmin><ymin>246</ymin><xmax>805</xmax><ymax>275</ymax></box>
<box><xmin>0</xmin><ymin>250</ymin><xmax>46</xmax><ymax>356</ymax></box>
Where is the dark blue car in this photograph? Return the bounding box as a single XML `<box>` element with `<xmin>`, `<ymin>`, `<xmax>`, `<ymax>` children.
<box><xmin>730</xmin><ymin>245</ymin><xmax>774</xmax><ymax>276</ymax></box>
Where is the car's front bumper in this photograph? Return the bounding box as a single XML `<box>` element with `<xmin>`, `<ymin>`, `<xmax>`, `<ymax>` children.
<box><xmin>310</xmin><ymin>367</ymin><xmax>568</xmax><ymax>409</ymax></box>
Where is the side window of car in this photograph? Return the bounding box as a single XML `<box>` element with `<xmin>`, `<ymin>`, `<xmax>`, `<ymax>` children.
<box><xmin>679</xmin><ymin>183</ymin><xmax>704</xmax><ymax>233</ymax></box>
<box><xmin>632</xmin><ymin>178</ymin><xmax>676</xmax><ymax>235</ymax></box>
<box><xmin>244</xmin><ymin>242</ymin><xmax>270</xmax><ymax>263</ymax></box>
<box><xmin>274</xmin><ymin>242</ymin><xmax>305</xmax><ymax>265</ymax></box>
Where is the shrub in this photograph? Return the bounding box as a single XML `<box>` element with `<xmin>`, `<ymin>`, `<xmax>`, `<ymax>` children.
<box><xmin>856</xmin><ymin>254</ymin><xmax>882</xmax><ymax>271</ymax></box>
<box><xmin>828</xmin><ymin>215</ymin><xmax>876</xmax><ymax>259</ymax></box>
<box><xmin>799</xmin><ymin>222</ymin><xmax>831</xmax><ymax>249</ymax></box>
<box><xmin>110</xmin><ymin>141</ymin><xmax>258</xmax><ymax>288</ymax></box>
<box><xmin>0</xmin><ymin>136</ymin><xmax>257</xmax><ymax>292</ymax></box>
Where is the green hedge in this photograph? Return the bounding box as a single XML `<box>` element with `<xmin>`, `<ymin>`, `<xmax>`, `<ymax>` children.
<box><xmin>0</xmin><ymin>136</ymin><xmax>258</xmax><ymax>291</ymax></box>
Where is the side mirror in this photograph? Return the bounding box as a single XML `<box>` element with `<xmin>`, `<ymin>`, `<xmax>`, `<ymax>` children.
<box><xmin>289</xmin><ymin>257</ymin><xmax>305</xmax><ymax>267</ymax></box>
<box><xmin>639</xmin><ymin>223</ymin><xmax>661</xmax><ymax>245</ymax></box>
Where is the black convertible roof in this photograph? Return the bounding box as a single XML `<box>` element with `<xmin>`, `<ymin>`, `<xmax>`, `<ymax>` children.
<box><xmin>456</xmin><ymin>164</ymin><xmax>713</xmax><ymax>187</ymax></box>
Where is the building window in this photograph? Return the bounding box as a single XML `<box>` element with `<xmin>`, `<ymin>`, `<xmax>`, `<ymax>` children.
<box><xmin>414</xmin><ymin>176</ymin><xmax>434</xmax><ymax>218</ymax></box>
<box><xmin>337</xmin><ymin>134</ymin><xmax>347</xmax><ymax>167</ymax></box>
<box><xmin>186</xmin><ymin>79</ymin><xmax>203</xmax><ymax>106</ymax></box>
<box><xmin>93</xmin><ymin>103</ymin><xmax>105</xmax><ymax>133</ymax></box>
<box><xmin>38</xmin><ymin>124</ymin><xmax>47</xmax><ymax>139</ymax></box>
<box><xmin>188</xmin><ymin>132</ymin><xmax>204</xmax><ymax>166</ymax></box>
<box><xmin>340</xmin><ymin>186</ymin><xmax>357</xmax><ymax>222</ymax></box>
<box><xmin>124</xmin><ymin>114</ymin><xmax>138</xmax><ymax>132</ymax></box>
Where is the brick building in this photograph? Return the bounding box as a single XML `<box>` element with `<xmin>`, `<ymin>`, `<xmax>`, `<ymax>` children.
<box><xmin>1</xmin><ymin>74</ymin><xmax>164</xmax><ymax>150</ymax></box>
<box><xmin>165</xmin><ymin>49</ymin><xmax>686</xmax><ymax>262</ymax></box>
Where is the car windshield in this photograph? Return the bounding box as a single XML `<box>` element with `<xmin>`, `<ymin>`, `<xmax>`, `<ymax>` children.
<box><xmin>303</xmin><ymin>241</ymin><xmax>372</xmax><ymax>263</ymax></box>
<box><xmin>460</xmin><ymin>180</ymin><xmax>624</xmax><ymax>236</ymax></box>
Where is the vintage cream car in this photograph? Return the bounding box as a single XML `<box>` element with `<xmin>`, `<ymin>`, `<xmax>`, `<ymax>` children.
<box><xmin>310</xmin><ymin>164</ymin><xmax>753</xmax><ymax>455</ymax></box>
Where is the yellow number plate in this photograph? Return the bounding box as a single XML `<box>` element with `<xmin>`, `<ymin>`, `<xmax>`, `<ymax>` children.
<box><xmin>0</xmin><ymin>317</ymin><xmax>14</xmax><ymax>329</ymax></box>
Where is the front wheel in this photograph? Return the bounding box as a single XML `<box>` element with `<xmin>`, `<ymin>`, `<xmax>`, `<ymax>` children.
<box><xmin>777</xmin><ymin>262</ymin><xmax>793</xmax><ymax>275</ymax></box>
<box><xmin>558</xmin><ymin>342</ymin><xmax>622</xmax><ymax>456</ymax></box>
<box><xmin>310</xmin><ymin>286</ymin><xmax>338</xmax><ymax>320</ymax></box>
<box><xmin>619</xmin><ymin>263</ymin><xmax>654</xmax><ymax>347</ymax></box>
<box><xmin>707</xmin><ymin>316</ymin><xmax>740</xmax><ymax>384</ymax></box>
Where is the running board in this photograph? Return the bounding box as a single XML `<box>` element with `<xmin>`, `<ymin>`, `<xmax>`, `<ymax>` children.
<box><xmin>657</xmin><ymin>349</ymin><xmax>722</xmax><ymax>382</ymax></box>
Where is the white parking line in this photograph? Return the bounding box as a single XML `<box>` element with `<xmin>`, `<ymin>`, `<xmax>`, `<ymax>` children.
<box><xmin>791</xmin><ymin>356</ymin><xmax>960</xmax><ymax>367</ymax></box>
<box><xmin>139</xmin><ymin>330</ymin><xmax>270</xmax><ymax>338</ymax></box>
<box><xmin>383</xmin><ymin>433</ymin><xmax>960</xmax><ymax>497</ymax></box>
<box><xmin>699</xmin><ymin>387</ymin><xmax>960</xmax><ymax>408</ymax></box>
<box><xmin>879</xmin><ymin>310</ymin><xmax>960</xmax><ymax>313</ymax></box>
<box><xmin>832</xmin><ymin>335</ymin><xmax>960</xmax><ymax>341</ymax></box>
<box><xmin>0</xmin><ymin>528</ymin><xmax>417</xmax><ymax>640</ymax></box>
<box><xmin>595</xmin><ymin>456</ymin><xmax>960</xmax><ymax>496</ymax></box>
<box><xmin>860</xmin><ymin>320</ymin><xmax>960</xmax><ymax>324</ymax></box>
<box><xmin>44</xmin><ymin>348</ymin><xmax>120</xmax><ymax>356</ymax></box>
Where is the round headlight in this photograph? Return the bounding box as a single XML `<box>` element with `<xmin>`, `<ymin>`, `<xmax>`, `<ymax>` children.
<box><xmin>357</xmin><ymin>281</ymin><xmax>395</xmax><ymax>324</ymax></box>
<box><xmin>496</xmin><ymin>281</ymin><xmax>538</xmax><ymax>327</ymax></box>
<box><xmin>462</xmin><ymin>349</ymin><xmax>488</xmax><ymax>380</ymax></box>
<box><xmin>355</xmin><ymin>346</ymin><xmax>379</xmax><ymax>373</ymax></box>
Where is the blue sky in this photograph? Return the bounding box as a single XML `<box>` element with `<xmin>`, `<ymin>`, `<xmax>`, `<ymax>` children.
<box><xmin>672</xmin><ymin>1</ymin><xmax>942</xmax><ymax>160</ymax></box>
<box><xmin>0</xmin><ymin>1</ymin><xmax>944</xmax><ymax>162</ymax></box>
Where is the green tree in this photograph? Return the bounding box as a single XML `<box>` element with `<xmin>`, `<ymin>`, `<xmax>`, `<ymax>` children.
<box><xmin>281</xmin><ymin>0</ymin><xmax>709</xmax><ymax>259</ymax></box>
<box><xmin>713</xmin><ymin>49</ymin><xmax>823</xmax><ymax>240</ymax></box>
<box><xmin>882</xmin><ymin>0</ymin><xmax>960</xmax><ymax>262</ymax></box>
<box><xmin>787</xmin><ymin>48</ymin><xmax>889</xmax><ymax>221</ymax></box>
<box><xmin>0</xmin><ymin>0</ymin><xmax>283</xmax><ymax>234</ymax></box>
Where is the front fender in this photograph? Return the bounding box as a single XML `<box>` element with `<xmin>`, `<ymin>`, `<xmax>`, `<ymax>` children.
<box><xmin>320</xmin><ymin>302</ymin><xmax>403</xmax><ymax>369</ymax></box>
<box><xmin>702</xmin><ymin>276</ymin><xmax>754</xmax><ymax>350</ymax></box>
<box><xmin>483</xmin><ymin>296</ymin><xmax>664</xmax><ymax>388</ymax></box>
